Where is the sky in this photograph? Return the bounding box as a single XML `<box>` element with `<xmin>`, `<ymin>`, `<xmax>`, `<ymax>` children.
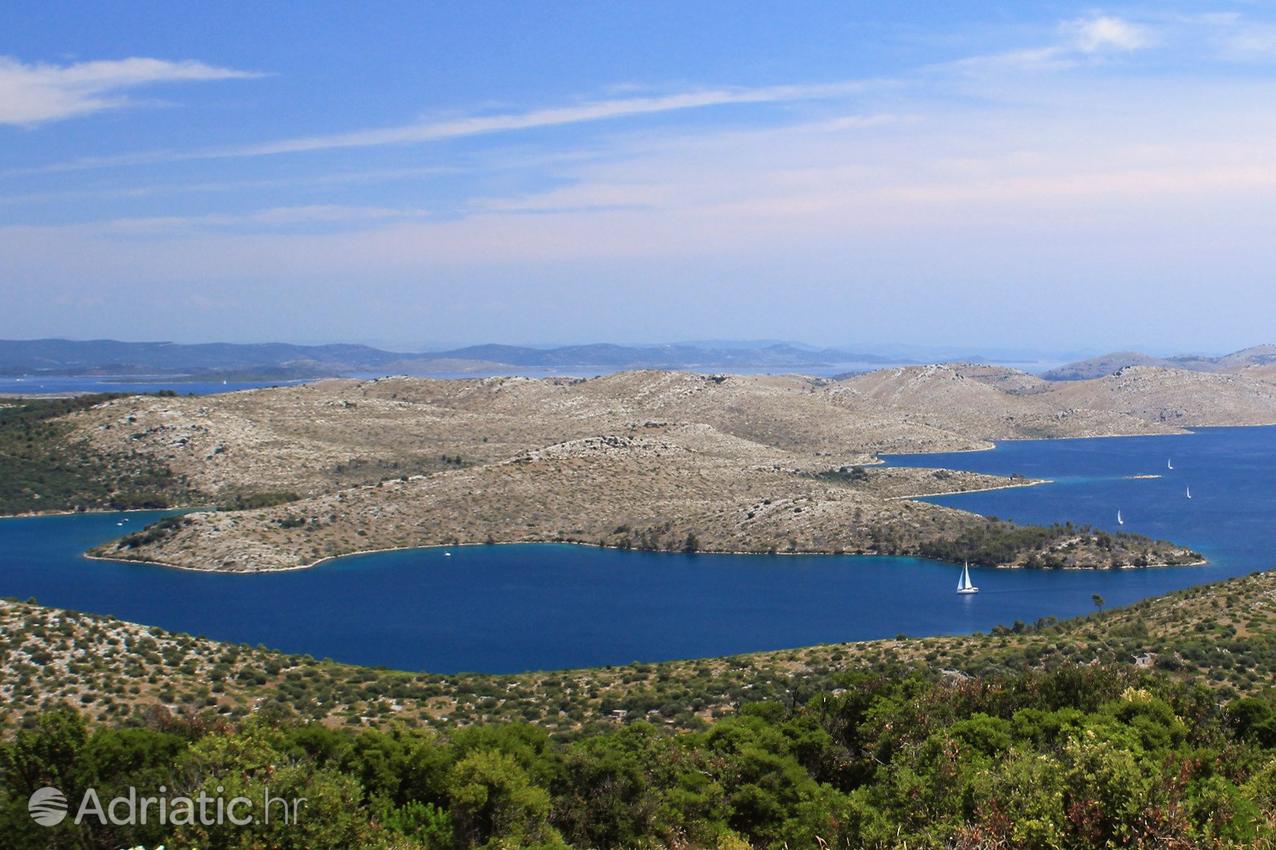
<box><xmin>2</xmin><ymin>1</ymin><xmax>1276</xmax><ymax>354</ymax></box>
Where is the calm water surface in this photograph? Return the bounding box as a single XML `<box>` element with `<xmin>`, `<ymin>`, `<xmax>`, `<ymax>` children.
<box><xmin>2</xmin><ymin>426</ymin><xmax>1273</xmax><ymax>673</ymax></box>
<box><xmin>0</xmin><ymin>377</ymin><xmax>303</xmax><ymax>395</ymax></box>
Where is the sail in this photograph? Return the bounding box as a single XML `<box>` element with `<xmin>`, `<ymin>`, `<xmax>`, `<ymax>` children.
<box><xmin>1186</xmin><ymin>486</ymin><xmax>1192</xmax><ymax>499</ymax></box>
<box><xmin>958</xmin><ymin>563</ymin><xmax>972</xmax><ymax>591</ymax></box>
<box><xmin>1117</xmin><ymin>510</ymin><xmax>1123</xmax><ymax>524</ymax></box>
<box><xmin>1168</xmin><ymin>458</ymin><xmax>1173</xmax><ymax>470</ymax></box>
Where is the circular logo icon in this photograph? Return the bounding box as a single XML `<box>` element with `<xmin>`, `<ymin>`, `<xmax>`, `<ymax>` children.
<box><xmin>28</xmin><ymin>786</ymin><xmax>68</xmax><ymax>827</ymax></box>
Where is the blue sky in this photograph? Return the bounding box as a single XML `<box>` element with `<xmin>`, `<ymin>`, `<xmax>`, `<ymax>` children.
<box><xmin>3</xmin><ymin>2</ymin><xmax>1276</xmax><ymax>353</ymax></box>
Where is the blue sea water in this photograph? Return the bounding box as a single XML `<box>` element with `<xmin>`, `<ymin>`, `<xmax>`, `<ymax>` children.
<box><xmin>0</xmin><ymin>376</ymin><xmax>302</xmax><ymax>396</ymax></box>
<box><xmin>1</xmin><ymin>426</ymin><xmax>1273</xmax><ymax>674</ymax></box>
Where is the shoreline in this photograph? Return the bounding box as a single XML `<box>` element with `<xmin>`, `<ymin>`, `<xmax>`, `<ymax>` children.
<box><xmin>31</xmin><ymin>419</ymin><xmax>1258</xmax><ymax>574</ymax></box>
<box><xmin>0</xmin><ymin>562</ymin><xmax>1254</xmax><ymax>686</ymax></box>
<box><xmin>0</xmin><ymin>505</ymin><xmax>195</xmax><ymax>521</ymax></box>
<box><xmin>886</xmin><ymin>478</ymin><xmax>1051</xmax><ymax>501</ymax></box>
<box><xmin>84</xmin><ymin>534</ymin><xmax>1208</xmax><ymax>575</ymax></box>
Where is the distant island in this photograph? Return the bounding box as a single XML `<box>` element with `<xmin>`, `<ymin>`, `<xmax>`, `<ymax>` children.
<box><xmin>0</xmin><ymin>337</ymin><xmax>914</xmax><ymax>381</ymax></box>
<box><xmin>1042</xmin><ymin>344</ymin><xmax>1276</xmax><ymax>381</ymax></box>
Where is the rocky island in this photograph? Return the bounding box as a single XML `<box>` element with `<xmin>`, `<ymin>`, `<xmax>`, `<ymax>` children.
<box><xmin>6</xmin><ymin>363</ymin><xmax>1260</xmax><ymax>570</ymax></box>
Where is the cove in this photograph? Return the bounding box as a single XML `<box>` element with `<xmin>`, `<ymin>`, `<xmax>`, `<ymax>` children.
<box><xmin>2</xmin><ymin>425</ymin><xmax>1274</xmax><ymax>674</ymax></box>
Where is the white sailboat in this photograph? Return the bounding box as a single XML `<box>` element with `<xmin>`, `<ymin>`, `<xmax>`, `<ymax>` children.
<box><xmin>1117</xmin><ymin>510</ymin><xmax>1124</xmax><ymax>525</ymax></box>
<box><xmin>956</xmin><ymin>561</ymin><xmax>979</xmax><ymax>594</ymax></box>
<box><xmin>1167</xmin><ymin>458</ymin><xmax>1174</xmax><ymax>470</ymax></box>
<box><xmin>1186</xmin><ymin>485</ymin><xmax>1192</xmax><ymax>499</ymax></box>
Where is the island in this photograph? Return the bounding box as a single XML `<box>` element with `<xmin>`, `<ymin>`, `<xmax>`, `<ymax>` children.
<box><xmin>13</xmin><ymin>361</ymin><xmax>1274</xmax><ymax>570</ymax></box>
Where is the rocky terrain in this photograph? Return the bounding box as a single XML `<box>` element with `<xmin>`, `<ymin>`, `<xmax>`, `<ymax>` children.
<box><xmin>1053</xmin><ymin>365</ymin><xmax>1276</xmax><ymax>426</ymax></box>
<box><xmin>44</xmin><ymin>363</ymin><xmax>1260</xmax><ymax>570</ymax></box>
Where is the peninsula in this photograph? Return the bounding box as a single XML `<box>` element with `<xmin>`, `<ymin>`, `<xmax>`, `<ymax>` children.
<box><xmin>14</xmin><ymin>361</ymin><xmax>1270</xmax><ymax>570</ymax></box>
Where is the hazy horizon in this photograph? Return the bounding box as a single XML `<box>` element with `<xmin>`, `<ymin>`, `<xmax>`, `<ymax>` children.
<box><xmin>3</xmin><ymin>333</ymin><xmax>1271</xmax><ymax>365</ymax></box>
<box><xmin>5</xmin><ymin>2</ymin><xmax>1276</xmax><ymax>352</ymax></box>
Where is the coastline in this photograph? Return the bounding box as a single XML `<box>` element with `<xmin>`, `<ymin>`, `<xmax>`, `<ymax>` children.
<box><xmin>0</xmin><ymin>505</ymin><xmax>195</xmax><ymax>521</ymax></box>
<box><xmin>83</xmin><ymin>534</ymin><xmax>1208</xmax><ymax>575</ymax></box>
<box><xmin>886</xmin><ymin>478</ymin><xmax>1051</xmax><ymax>501</ymax></box>
<box><xmin>45</xmin><ymin>420</ymin><xmax>1260</xmax><ymax>575</ymax></box>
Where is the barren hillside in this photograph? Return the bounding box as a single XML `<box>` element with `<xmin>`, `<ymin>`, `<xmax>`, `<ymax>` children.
<box><xmin>62</xmin><ymin>364</ymin><xmax>1255</xmax><ymax>572</ymax></box>
<box><xmin>1050</xmin><ymin>366</ymin><xmax>1276</xmax><ymax>426</ymax></box>
<box><xmin>826</xmin><ymin>363</ymin><xmax>1182</xmax><ymax>440</ymax></box>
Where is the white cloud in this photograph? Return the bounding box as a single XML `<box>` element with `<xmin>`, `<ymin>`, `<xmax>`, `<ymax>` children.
<box><xmin>0</xmin><ymin>55</ymin><xmax>261</xmax><ymax>126</ymax></box>
<box><xmin>937</xmin><ymin>15</ymin><xmax>1154</xmax><ymax>77</ymax></box>
<box><xmin>2</xmin><ymin>80</ymin><xmax>873</xmax><ymax>176</ymax></box>
<box><xmin>227</xmin><ymin>81</ymin><xmax>870</xmax><ymax>157</ymax></box>
<box><xmin>1065</xmin><ymin>15</ymin><xmax>1151</xmax><ymax>53</ymax></box>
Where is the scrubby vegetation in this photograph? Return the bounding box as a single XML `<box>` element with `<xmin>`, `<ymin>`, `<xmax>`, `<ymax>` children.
<box><xmin>114</xmin><ymin>515</ymin><xmax>194</xmax><ymax>550</ymax></box>
<box><xmin>4</xmin><ymin>667</ymin><xmax>1276</xmax><ymax>848</ymax></box>
<box><xmin>214</xmin><ymin>490</ymin><xmax>301</xmax><ymax>511</ymax></box>
<box><xmin>0</xmin><ymin>395</ymin><xmax>193</xmax><ymax>515</ymax></box>
<box><xmin>919</xmin><ymin>518</ymin><xmax>1203</xmax><ymax>568</ymax></box>
<box><xmin>2</xmin><ymin>568</ymin><xmax>1276</xmax><ymax>845</ymax></box>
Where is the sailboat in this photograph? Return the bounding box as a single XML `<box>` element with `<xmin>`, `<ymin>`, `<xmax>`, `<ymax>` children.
<box><xmin>1186</xmin><ymin>485</ymin><xmax>1192</xmax><ymax>500</ymax></box>
<box><xmin>1117</xmin><ymin>510</ymin><xmax>1124</xmax><ymax>525</ymax></box>
<box><xmin>1167</xmin><ymin>458</ymin><xmax>1174</xmax><ymax>470</ymax></box>
<box><xmin>956</xmin><ymin>561</ymin><xmax>979</xmax><ymax>594</ymax></box>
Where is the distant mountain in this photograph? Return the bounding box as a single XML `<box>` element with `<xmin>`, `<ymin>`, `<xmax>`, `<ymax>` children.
<box><xmin>0</xmin><ymin>339</ymin><xmax>400</xmax><ymax>378</ymax></box>
<box><xmin>0</xmin><ymin>338</ymin><xmax>902</xmax><ymax>380</ymax></box>
<box><xmin>1042</xmin><ymin>345</ymin><xmax>1276</xmax><ymax>381</ymax></box>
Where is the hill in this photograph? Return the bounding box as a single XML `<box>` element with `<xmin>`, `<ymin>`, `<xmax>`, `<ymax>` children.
<box><xmin>10</xmin><ymin>363</ymin><xmax>1276</xmax><ymax>568</ymax></box>
<box><xmin>1052</xmin><ymin>366</ymin><xmax>1276</xmax><ymax>426</ymax></box>
<box><xmin>1043</xmin><ymin>343</ymin><xmax>1276</xmax><ymax>381</ymax></box>
<box><xmin>48</xmin><ymin>367</ymin><xmax>1233</xmax><ymax>571</ymax></box>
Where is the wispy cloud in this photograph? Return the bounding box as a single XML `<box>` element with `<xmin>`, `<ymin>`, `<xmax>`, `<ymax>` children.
<box><xmin>1065</xmin><ymin>15</ymin><xmax>1152</xmax><ymax>53</ymax></box>
<box><xmin>98</xmin><ymin>205</ymin><xmax>426</xmax><ymax>235</ymax></box>
<box><xmin>1</xmin><ymin>80</ymin><xmax>872</xmax><ymax>177</ymax></box>
<box><xmin>0</xmin><ymin>55</ymin><xmax>262</xmax><ymax>126</ymax></box>
<box><xmin>943</xmin><ymin>13</ymin><xmax>1154</xmax><ymax>76</ymax></box>
<box><xmin>227</xmin><ymin>82</ymin><xmax>870</xmax><ymax>157</ymax></box>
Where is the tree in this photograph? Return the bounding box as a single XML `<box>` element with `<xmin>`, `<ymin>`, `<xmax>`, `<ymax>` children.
<box><xmin>1092</xmin><ymin>594</ymin><xmax>1105</xmax><ymax>613</ymax></box>
<box><xmin>449</xmin><ymin>749</ymin><xmax>566</xmax><ymax>849</ymax></box>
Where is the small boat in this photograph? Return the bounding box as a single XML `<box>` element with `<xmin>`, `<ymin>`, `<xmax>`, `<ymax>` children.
<box><xmin>956</xmin><ymin>561</ymin><xmax>979</xmax><ymax>594</ymax></box>
<box><xmin>1167</xmin><ymin>458</ymin><xmax>1174</xmax><ymax>470</ymax></box>
<box><xmin>443</xmin><ymin>551</ymin><xmax>452</xmax><ymax>557</ymax></box>
<box><xmin>1186</xmin><ymin>485</ymin><xmax>1192</xmax><ymax>500</ymax></box>
<box><xmin>1117</xmin><ymin>510</ymin><xmax>1124</xmax><ymax>525</ymax></box>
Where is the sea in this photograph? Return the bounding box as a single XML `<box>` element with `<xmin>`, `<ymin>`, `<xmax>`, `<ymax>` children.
<box><xmin>0</xmin><ymin>426</ymin><xmax>1271</xmax><ymax>673</ymax></box>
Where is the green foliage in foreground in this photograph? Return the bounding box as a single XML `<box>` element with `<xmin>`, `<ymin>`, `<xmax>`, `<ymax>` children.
<box><xmin>0</xmin><ymin>395</ymin><xmax>189</xmax><ymax>514</ymax></box>
<box><xmin>4</xmin><ymin>666</ymin><xmax>1276</xmax><ymax>849</ymax></box>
